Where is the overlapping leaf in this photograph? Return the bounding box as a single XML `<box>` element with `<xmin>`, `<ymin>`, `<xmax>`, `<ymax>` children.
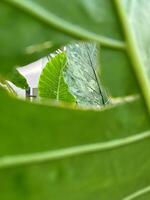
<box><xmin>38</xmin><ymin>52</ymin><xmax>75</xmax><ymax>103</ymax></box>
<box><xmin>65</xmin><ymin>42</ymin><xmax>109</xmax><ymax>107</ymax></box>
<box><xmin>0</xmin><ymin>0</ymin><xmax>123</xmax><ymax>77</ymax></box>
<box><xmin>9</xmin><ymin>69</ymin><xmax>28</xmax><ymax>89</ymax></box>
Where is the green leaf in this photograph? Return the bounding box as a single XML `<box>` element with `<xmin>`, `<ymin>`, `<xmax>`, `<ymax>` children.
<box><xmin>123</xmin><ymin>0</ymin><xmax>150</xmax><ymax>106</ymax></box>
<box><xmin>9</xmin><ymin>69</ymin><xmax>28</xmax><ymax>89</ymax></box>
<box><xmin>99</xmin><ymin>0</ymin><xmax>150</xmax><ymax>111</ymax></box>
<box><xmin>0</xmin><ymin>89</ymin><xmax>150</xmax><ymax>199</ymax></box>
<box><xmin>0</xmin><ymin>0</ymin><xmax>140</xmax><ymax>100</ymax></box>
<box><xmin>100</xmin><ymin>48</ymin><xmax>139</xmax><ymax>97</ymax></box>
<box><xmin>1</xmin><ymin>0</ymin><xmax>150</xmax><ymax>199</ymax></box>
<box><xmin>38</xmin><ymin>52</ymin><xmax>75</xmax><ymax>103</ymax></box>
<box><xmin>1</xmin><ymin>0</ymin><xmax>145</xmax><ymax>103</ymax></box>
<box><xmin>66</xmin><ymin>42</ymin><xmax>109</xmax><ymax>107</ymax></box>
<box><xmin>0</xmin><ymin>0</ymin><xmax>70</xmax><ymax>78</ymax></box>
<box><xmin>0</xmin><ymin>0</ymin><xmax>125</xmax><ymax>78</ymax></box>
<box><xmin>114</xmin><ymin>0</ymin><xmax>150</xmax><ymax>111</ymax></box>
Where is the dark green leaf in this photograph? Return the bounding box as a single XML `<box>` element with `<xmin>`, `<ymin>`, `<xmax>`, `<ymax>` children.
<box><xmin>0</xmin><ymin>0</ymin><xmax>124</xmax><ymax>77</ymax></box>
<box><xmin>100</xmin><ymin>48</ymin><xmax>139</xmax><ymax>97</ymax></box>
<box><xmin>9</xmin><ymin>69</ymin><xmax>28</xmax><ymax>89</ymax></box>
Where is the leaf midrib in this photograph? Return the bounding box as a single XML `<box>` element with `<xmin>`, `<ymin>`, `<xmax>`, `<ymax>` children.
<box><xmin>114</xmin><ymin>0</ymin><xmax>150</xmax><ymax>113</ymax></box>
<box><xmin>0</xmin><ymin>130</ymin><xmax>149</xmax><ymax>170</ymax></box>
<box><xmin>5</xmin><ymin>0</ymin><xmax>125</xmax><ymax>49</ymax></box>
<box><xmin>123</xmin><ymin>185</ymin><xmax>150</xmax><ymax>200</ymax></box>
<box><xmin>56</xmin><ymin>67</ymin><xmax>63</xmax><ymax>100</ymax></box>
<box><xmin>86</xmin><ymin>45</ymin><xmax>105</xmax><ymax>105</ymax></box>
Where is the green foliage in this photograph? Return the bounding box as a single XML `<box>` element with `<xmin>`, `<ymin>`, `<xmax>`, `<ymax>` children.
<box><xmin>0</xmin><ymin>0</ymin><xmax>70</xmax><ymax>77</ymax></box>
<box><xmin>123</xmin><ymin>0</ymin><xmax>150</xmax><ymax>94</ymax></box>
<box><xmin>0</xmin><ymin>88</ymin><xmax>150</xmax><ymax>200</ymax></box>
<box><xmin>39</xmin><ymin>42</ymin><xmax>109</xmax><ymax>107</ymax></box>
<box><xmin>38</xmin><ymin>52</ymin><xmax>75</xmax><ymax>103</ymax></box>
<box><xmin>65</xmin><ymin>42</ymin><xmax>109</xmax><ymax>107</ymax></box>
<box><xmin>0</xmin><ymin>0</ymin><xmax>150</xmax><ymax>200</ymax></box>
<box><xmin>9</xmin><ymin>69</ymin><xmax>29</xmax><ymax>89</ymax></box>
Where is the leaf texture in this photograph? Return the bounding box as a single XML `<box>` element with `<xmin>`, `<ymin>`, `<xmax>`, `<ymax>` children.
<box><xmin>0</xmin><ymin>89</ymin><xmax>150</xmax><ymax>200</ymax></box>
<box><xmin>65</xmin><ymin>42</ymin><xmax>109</xmax><ymax>107</ymax></box>
<box><xmin>38</xmin><ymin>52</ymin><xmax>75</xmax><ymax>103</ymax></box>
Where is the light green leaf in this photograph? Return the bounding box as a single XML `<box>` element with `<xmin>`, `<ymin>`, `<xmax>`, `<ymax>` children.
<box><xmin>38</xmin><ymin>52</ymin><xmax>75</xmax><ymax>103</ymax></box>
<box><xmin>66</xmin><ymin>42</ymin><xmax>109</xmax><ymax>107</ymax></box>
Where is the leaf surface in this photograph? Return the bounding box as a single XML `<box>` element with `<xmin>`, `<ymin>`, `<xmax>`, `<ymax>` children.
<box><xmin>9</xmin><ymin>69</ymin><xmax>29</xmax><ymax>89</ymax></box>
<box><xmin>0</xmin><ymin>0</ymin><xmax>123</xmax><ymax>77</ymax></box>
<box><xmin>0</xmin><ymin>89</ymin><xmax>150</xmax><ymax>200</ymax></box>
<box><xmin>38</xmin><ymin>52</ymin><xmax>75</xmax><ymax>103</ymax></box>
<box><xmin>123</xmin><ymin>0</ymin><xmax>150</xmax><ymax>95</ymax></box>
<box><xmin>66</xmin><ymin>42</ymin><xmax>109</xmax><ymax>107</ymax></box>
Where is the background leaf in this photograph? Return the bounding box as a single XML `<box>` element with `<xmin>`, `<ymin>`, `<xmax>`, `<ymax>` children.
<box><xmin>38</xmin><ymin>52</ymin><xmax>75</xmax><ymax>103</ymax></box>
<box><xmin>9</xmin><ymin>69</ymin><xmax>29</xmax><ymax>89</ymax></box>
<box><xmin>65</xmin><ymin>42</ymin><xmax>109</xmax><ymax>107</ymax></box>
